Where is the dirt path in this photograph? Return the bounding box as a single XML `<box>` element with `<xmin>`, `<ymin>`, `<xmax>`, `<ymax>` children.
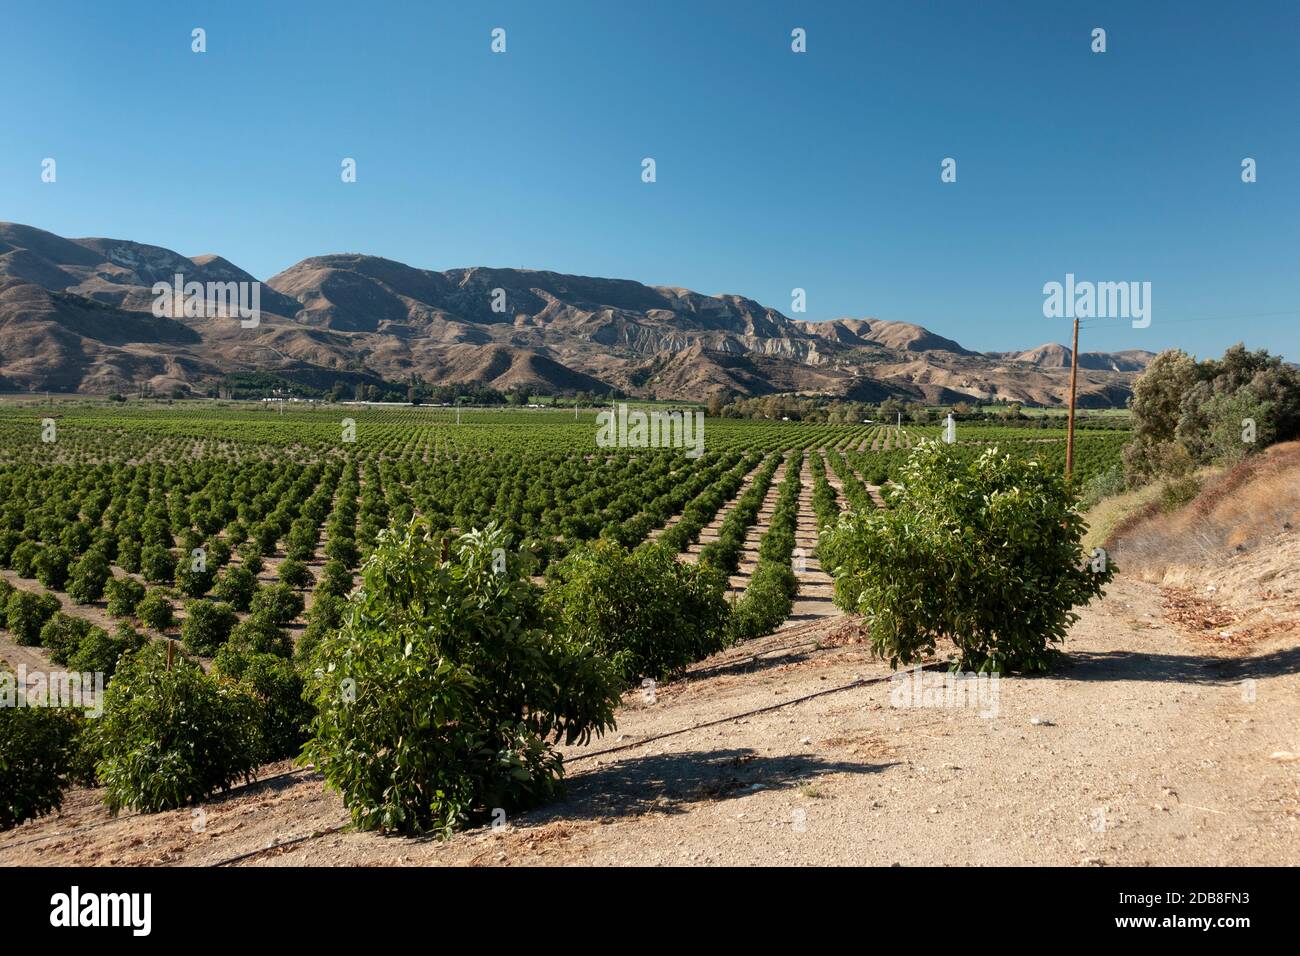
<box><xmin>711</xmin><ymin>461</ymin><xmax>786</xmax><ymax>602</ymax></box>
<box><xmin>649</xmin><ymin>458</ymin><xmax>765</xmax><ymax>545</ymax></box>
<box><xmin>7</xmin><ymin>570</ymin><xmax>1296</xmax><ymax>867</ymax></box>
<box><xmin>788</xmin><ymin>452</ymin><xmax>837</xmax><ymax>627</ymax></box>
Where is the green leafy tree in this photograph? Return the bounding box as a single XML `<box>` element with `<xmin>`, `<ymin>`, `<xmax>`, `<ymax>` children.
<box><xmin>0</xmin><ymin>707</ymin><xmax>82</xmax><ymax>830</ymax></box>
<box><xmin>545</xmin><ymin>539</ymin><xmax>732</xmax><ymax>684</ymax></box>
<box><xmin>821</xmin><ymin>441</ymin><xmax>1113</xmax><ymax>673</ymax></box>
<box><xmin>213</xmin><ymin>564</ymin><xmax>258</xmax><ymax>611</ymax></box>
<box><xmin>276</xmin><ymin>558</ymin><xmax>313</xmax><ymax>590</ymax></box>
<box><xmin>105</xmin><ymin>576</ymin><xmax>147</xmax><ymax>618</ymax></box>
<box><xmin>302</xmin><ymin>521</ymin><xmax>619</xmax><ymax>835</ymax></box>
<box><xmin>180</xmin><ymin>600</ymin><xmax>239</xmax><ymax>656</ymax></box>
<box><xmin>213</xmin><ymin>646</ymin><xmax>313</xmax><ymax>763</ymax></box>
<box><xmin>140</xmin><ymin>545</ymin><xmax>177</xmax><ymax>585</ymax></box>
<box><xmin>93</xmin><ymin>644</ymin><xmax>262</xmax><ymax>812</ymax></box>
<box><xmin>67</xmin><ymin>622</ymin><xmax>149</xmax><ymax>682</ymax></box>
<box><xmin>136</xmin><ymin>591</ymin><xmax>175</xmax><ymax>631</ymax></box>
<box><xmin>34</xmin><ymin>545</ymin><xmax>72</xmax><ymax>591</ymax></box>
<box><xmin>6</xmin><ymin>591</ymin><xmax>62</xmax><ymax>645</ymax></box>
<box><xmin>249</xmin><ymin>583</ymin><xmax>304</xmax><ymax>627</ymax></box>
<box><xmin>67</xmin><ymin>551</ymin><xmax>112</xmax><ymax>605</ymax></box>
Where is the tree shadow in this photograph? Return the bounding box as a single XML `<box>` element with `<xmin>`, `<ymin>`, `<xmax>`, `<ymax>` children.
<box><xmin>536</xmin><ymin>748</ymin><xmax>892</xmax><ymax>823</ymax></box>
<box><xmin>1053</xmin><ymin>644</ymin><xmax>1300</xmax><ymax>686</ymax></box>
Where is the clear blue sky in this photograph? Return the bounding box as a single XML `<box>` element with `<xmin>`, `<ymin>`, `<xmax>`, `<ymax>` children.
<box><xmin>2</xmin><ymin>1</ymin><xmax>1296</xmax><ymax>358</ymax></box>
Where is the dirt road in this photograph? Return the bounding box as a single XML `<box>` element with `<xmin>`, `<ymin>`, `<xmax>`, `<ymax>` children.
<box><xmin>4</xmin><ymin>572</ymin><xmax>1297</xmax><ymax>867</ymax></box>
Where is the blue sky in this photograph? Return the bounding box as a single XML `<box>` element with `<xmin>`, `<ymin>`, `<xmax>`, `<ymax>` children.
<box><xmin>2</xmin><ymin>1</ymin><xmax>1296</xmax><ymax>358</ymax></box>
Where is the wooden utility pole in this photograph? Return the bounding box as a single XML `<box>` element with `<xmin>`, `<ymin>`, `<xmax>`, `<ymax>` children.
<box><xmin>1065</xmin><ymin>316</ymin><xmax>1080</xmax><ymax>479</ymax></box>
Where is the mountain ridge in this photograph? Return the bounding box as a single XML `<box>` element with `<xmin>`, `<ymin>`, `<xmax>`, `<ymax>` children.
<box><xmin>0</xmin><ymin>222</ymin><xmax>1153</xmax><ymax>405</ymax></box>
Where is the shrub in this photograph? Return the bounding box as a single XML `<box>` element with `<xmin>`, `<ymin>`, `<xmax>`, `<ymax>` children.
<box><xmin>39</xmin><ymin>613</ymin><xmax>100</xmax><ymax>665</ymax></box>
<box><xmin>1079</xmin><ymin>461</ymin><xmax>1127</xmax><ymax>510</ymax></box>
<box><xmin>316</xmin><ymin>559</ymin><xmax>353</xmax><ymax>599</ymax></box>
<box><xmin>93</xmin><ymin>643</ymin><xmax>262</xmax><ymax>812</ymax></box>
<box><xmin>225</xmin><ymin>612</ymin><xmax>292</xmax><ymax>659</ymax></box>
<box><xmin>545</xmin><ymin>538</ymin><xmax>732</xmax><ymax>684</ymax></box>
<box><xmin>249</xmin><ymin>583</ymin><xmax>304</xmax><ymax>627</ymax></box>
<box><xmin>821</xmin><ymin>441</ymin><xmax>1113</xmax><ymax>673</ymax></box>
<box><xmin>235</xmin><ymin>543</ymin><xmax>264</xmax><ymax>575</ymax></box>
<box><xmin>115</xmin><ymin>536</ymin><xmax>143</xmax><ymax>574</ymax></box>
<box><xmin>302</xmin><ymin>521</ymin><xmax>619</xmax><ymax>835</ymax></box>
<box><xmin>174</xmin><ymin>556</ymin><xmax>217</xmax><ymax>599</ymax></box>
<box><xmin>1160</xmin><ymin>475</ymin><xmax>1200</xmax><ymax>512</ymax></box>
<box><xmin>66</xmin><ymin>622</ymin><xmax>148</xmax><ymax>682</ymax></box>
<box><xmin>9</xmin><ymin>540</ymin><xmax>41</xmax><ymax>578</ymax></box>
<box><xmin>276</xmin><ymin>558</ymin><xmax>313</xmax><ymax>590</ymax></box>
<box><xmin>136</xmin><ymin>591</ymin><xmax>175</xmax><ymax>631</ymax></box>
<box><xmin>296</xmin><ymin>593</ymin><xmax>344</xmax><ymax>662</ymax></box>
<box><xmin>180</xmin><ymin>600</ymin><xmax>239</xmax><ymax>656</ymax></box>
<box><xmin>0</xmin><ymin>706</ymin><xmax>81</xmax><ymax>830</ymax></box>
<box><xmin>6</xmin><ymin>591</ymin><xmax>62</xmax><ymax>645</ymax></box>
<box><xmin>140</xmin><ymin>545</ymin><xmax>176</xmax><ymax>585</ymax></box>
<box><xmin>34</xmin><ymin>545</ymin><xmax>72</xmax><ymax>591</ymax></box>
<box><xmin>213</xmin><ymin>647</ymin><xmax>313</xmax><ymax>762</ymax></box>
<box><xmin>105</xmin><ymin>576</ymin><xmax>147</xmax><ymax>618</ymax></box>
<box><xmin>213</xmin><ymin>564</ymin><xmax>258</xmax><ymax>611</ymax></box>
<box><xmin>67</xmin><ymin>551</ymin><xmax>112</xmax><ymax>604</ymax></box>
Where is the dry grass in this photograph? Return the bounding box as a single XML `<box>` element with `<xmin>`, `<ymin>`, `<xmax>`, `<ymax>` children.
<box><xmin>1107</xmin><ymin>441</ymin><xmax>1300</xmax><ymax>579</ymax></box>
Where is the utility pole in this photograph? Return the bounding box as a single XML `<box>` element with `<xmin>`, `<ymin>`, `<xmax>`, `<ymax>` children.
<box><xmin>1065</xmin><ymin>315</ymin><xmax>1080</xmax><ymax>479</ymax></box>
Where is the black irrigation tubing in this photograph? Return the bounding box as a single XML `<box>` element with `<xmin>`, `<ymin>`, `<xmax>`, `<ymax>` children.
<box><xmin>564</xmin><ymin>662</ymin><xmax>942</xmax><ymax>768</ymax></box>
<box><xmin>0</xmin><ymin>765</ymin><xmax>319</xmax><ymax>854</ymax></box>
<box><xmin>208</xmin><ymin>661</ymin><xmax>944</xmax><ymax>865</ymax></box>
<box><xmin>210</xmin><ymin>820</ymin><xmax>351</xmax><ymax>868</ymax></box>
<box><xmin>683</xmin><ymin>639</ymin><xmax>822</xmax><ymax>678</ymax></box>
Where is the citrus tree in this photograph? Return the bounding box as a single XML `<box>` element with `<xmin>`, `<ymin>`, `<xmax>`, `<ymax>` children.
<box><xmin>821</xmin><ymin>441</ymin><xmax>1113</xmax><ymax>672</ymax></box>
<box><xmin>94</xmin><ymin>643</ymin><xmax>262</xmax><ymax>812</ymax></box>
<box><xmin>302</xmin><ymin>520</ymin><xmax>619</xmax><ymax>836</ymax></box>
<box><xmin>545</xmin><ymin>538</ymin><xmax>732</xmax><ymax>684</ymax></box>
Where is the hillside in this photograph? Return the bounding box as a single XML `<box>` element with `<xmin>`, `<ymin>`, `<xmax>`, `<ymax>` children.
<box><xmin>0</xmin><ymin>222</ymin><xmax>1152</xmax><ymax>403</ymax></box>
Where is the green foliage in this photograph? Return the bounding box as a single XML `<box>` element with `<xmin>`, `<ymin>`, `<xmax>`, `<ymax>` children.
<box><xmin>39</xmin><ymin>613</ymin><xmax>101</xmax><ymax>665</ymax></box>
<box><xmin>9</xmin><ymin>540</ymin><xmax>41</xmax><ymax>578</ymax></box>
<box><xmin>105</xmin><ymin>575</ymin><xmax>147</xmax><ymax>618</ymax></box>
<box><xmin>1079</xmin><ymin>461</ymin><xmax>1128</xmax><ymax>510</ymax></box>
<box><xmin>546</xmin><ymin>538</ymin><xmax>731</xmax><ymax>684</ymax></box>
<box><xmin>67</xmin><ymin>551</ymin><xmax>112</xmax><ymax>604</ymax></box>
<box><xmin>296</xmin><ymin>593</ymin><xmax>344</xmax><ymax>662</ymax></box>
<box><xmin>6</xmin><ymin>591</ymin><xmax>62</xmax><ymax>645</ymax></box>
<box><xmin>0</xmin><ymin>706</ymin><xmax>82</xmax><ymax>830</ymax></box>
<box><xmin>34</xmin><ymin>545</ymin><xmax>72</xmax><ymax>591</ymax></box>
<box><xmin>140</xmin><ymin>545</ymin><xmax>176</xmax><ymax>585</ymax></box>
<box><xmin>821</xmin><ymin>441</ymin><xmax>1113</xmax><ymax>673</ymax></box>
<box><xmin>93</xmin><ymin>643</ymin><xmax>262</xmax><ymax>813</ymax></box>
<box><xmin>1127</xmin><ymin>344</ymin><xmax>1300</xmax><ymax>484</ymax></box>
<box><xmin>728</xmin><ymin>452</ymin><xmax>803</xmax><ymax>641</ymax></box>
<box><xmin>250</xmin><ymin>583</ymin><xmax>304</xmax><ymax>627</ymax></box>
<box><xmin>213</xmin><ymin>564</ymin><xmax>258</xmax><ymax>611</ymax></box>
<box><xmin>181</xmin><ymin>600</ymin><xmax>239</xmax><ymax>656</ymax></box>
<box><xmin>136</xmin><ymin>591</ymin><xmax>175</xmax><ymax>631</ymax></box>
<box><xmin>67</xmin><ymin>623</ymin><xmax>149</xmax><ymax>682</ymax></box>
<box><xmin>302</xmin><ymin>521</ymin><xmax>619</xmax><ymax>835</ymax></box>
<box><xmin>225</xmin><ymin>612</ymin><xmax>292</xmax><ymax>658</ymax></box>
<box><xmin>174</xmin><ymin>555</ymin><xmax>217</xmax><ymax>598</ymax></box>
<box><xmin>276</xmin><ymin>558</ymin><xmax>313</xmax><ymax>589</ymax></box>
<box><xmin>1160</xmin><ymin>475</ymin><xmax>1201</xmax><ymax>512</ymax></box>
<box><xmin>213</xmin><ymin>647</ymin><xmax>313</xmax><ymax>762</ymax></box>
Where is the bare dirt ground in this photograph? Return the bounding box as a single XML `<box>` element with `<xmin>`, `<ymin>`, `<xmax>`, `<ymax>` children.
<box><xmin>4</xmin><ymin>564</ymin><xmax>1298</xmax><ymax>867</ymax></box>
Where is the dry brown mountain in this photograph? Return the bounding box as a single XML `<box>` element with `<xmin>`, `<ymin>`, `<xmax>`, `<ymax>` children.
<box><xmin>0</xmin><ymin>222</ymin><xmax>1152</xmax><ymax>404</ymax></box>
